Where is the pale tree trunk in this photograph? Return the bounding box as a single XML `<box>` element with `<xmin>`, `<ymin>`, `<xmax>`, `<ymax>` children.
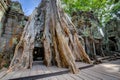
<box><xmin>8</xmin><ymin>0</ymin><xmax>91</xmax><ymax>73</ymax></box>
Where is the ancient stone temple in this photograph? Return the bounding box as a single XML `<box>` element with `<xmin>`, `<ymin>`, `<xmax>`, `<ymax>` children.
<box><xmin>72</xmin><ymin>11</ymin><xmax>104</xmax><ymax>60</ymax></box>
<box><xmin>0</xmin><ymin>0</ymin><xmax>27</xmax><ymax>68</ymax></box>
<box><xmin>103</xmin><ymin>13</ymin><xmax>120</xmax><ymax>54</ymax></box>
<box><xmin>9</xmin><ymin>0</ymin><xmax>91</xmax><ymax>73</ymax></box>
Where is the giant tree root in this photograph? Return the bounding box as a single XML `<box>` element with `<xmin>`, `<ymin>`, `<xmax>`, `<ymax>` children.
<box><xmin>9</xmin><ymin>0</ymin><xmax>91</xmax><ymax>74</ymax></box>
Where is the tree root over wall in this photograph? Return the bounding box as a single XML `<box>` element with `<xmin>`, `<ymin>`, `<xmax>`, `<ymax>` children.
<box><xmin>8</xmin><ymin>0</ymin><xmax>91</xmax><ymax>74</ymax></box>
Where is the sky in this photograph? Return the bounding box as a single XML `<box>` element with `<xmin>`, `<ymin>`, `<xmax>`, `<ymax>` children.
<box><xmin>12</xmin><ymin>0</ymin><xmax>41</xmax><ymax>16</ymax></box>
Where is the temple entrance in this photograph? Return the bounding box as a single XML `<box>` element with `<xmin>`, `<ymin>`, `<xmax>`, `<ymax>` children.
<box><xmin>33</xmin><ymin>47</ymin><xmax>44</xmax><ymax>61</ymax></box>
<box><xmin>108</xmin><ymin>37</ymin><xmax>118</xmax><ymax>51</ymax></box>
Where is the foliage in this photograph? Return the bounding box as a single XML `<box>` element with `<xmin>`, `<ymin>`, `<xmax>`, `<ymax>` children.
<box><xmin>62</xmin><ymin>0</ymin><xmax>120</xmax><ymax>26</ymax></box>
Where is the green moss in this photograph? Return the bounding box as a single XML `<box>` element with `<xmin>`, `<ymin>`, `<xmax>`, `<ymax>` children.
<box><xmin>3</xmin><ymin>63</ymin><xmax>9</xmax><ymax>68</ymax></box>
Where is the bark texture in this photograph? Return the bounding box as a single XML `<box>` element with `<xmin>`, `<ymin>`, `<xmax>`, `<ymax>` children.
<box><xmin>9</xmin><ymin>0</ymin><xmax>91</xmax><ymax>73</ymax></box>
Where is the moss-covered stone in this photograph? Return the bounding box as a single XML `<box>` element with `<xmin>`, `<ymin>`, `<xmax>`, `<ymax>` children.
<box><xmin>103</xmin><ymin>14</ymin><xmax>120</xmax><ymax>52</ymax></box>
<box><xmin>72</xmin><ymin>11</ymin><xmax>104</xmax><ymax>59</ymax></box>
<box><xmin>0</xmin><ymin>1</ymin><xmax>28</xmax><ymax>69</ymax></box>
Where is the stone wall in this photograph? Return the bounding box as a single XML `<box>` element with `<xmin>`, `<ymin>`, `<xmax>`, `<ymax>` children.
<box><xmin>72</xmin><ymin>11</ymin><xmax>104</xmax><ymax>59</ymax></box>
<box><xmin>0</xmin><ymin>0</ymin><xmax>10</xmax><ymax>36</ymax></box>
<box><xmin>103</xmin><ymin>13</ymin><xmax>120</xmax><ymax>54</ymax></box>
<box><xmin>0</xmin><ymin>1</ymin><xmax>28</xmax><ymax>69</ymax></box>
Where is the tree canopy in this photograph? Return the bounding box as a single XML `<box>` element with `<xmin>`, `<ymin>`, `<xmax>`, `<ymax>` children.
<box><xmin>62</xmin><ymin>0</ymin><xmax>120</xmax><ymax>26</ymax></box>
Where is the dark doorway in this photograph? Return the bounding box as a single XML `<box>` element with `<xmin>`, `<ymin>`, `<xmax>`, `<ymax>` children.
<box><xmin>33</xmin><ymin>47</ymin><xmax>44</xmax><ymax>61</ymax></box>
<box><xmin>108</xmin><ymin>37</ymin><xmax>118</xmax><ymax>51</ymax></box>
<box><xmin>109</xmin><ymin>37</ymin><xmax>117</xmax><ymax>43</ymax></box>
